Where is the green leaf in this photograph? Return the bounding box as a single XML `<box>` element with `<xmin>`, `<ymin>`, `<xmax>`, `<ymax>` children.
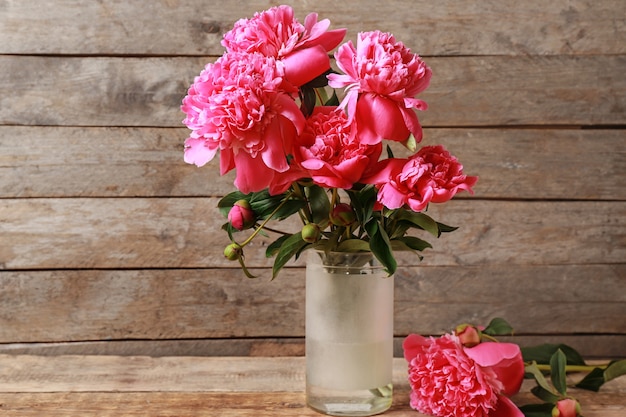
<box><xmin>550</xmin><ymin>349</ymin><xmax>568</xmax><ymax>396</ymax></box>
<box><xmin>307</xmin><ymin>185</ymin><xmax>331</xmax><ymax>224</ymax></box>
<box><xmin>578</xmin><ymin>359</ymin><xmax>626</xmax><ymax>392</ymax></box>
<box><xmin>272</xmin><ymin>232</ymin><xmax>308</xmax><ymax>280</ymax></box>
<box><xmin>336</xmin><ymin>239</ymin><xmax>370</xmax><ymax>252</ymax></box>
<box><xmin>366</xmin><ymin>220</ymin><xmax>396</xmax><ymax>275</ymax></box>
<box><xmin>604</xmin><ymin>359</ymin><xmax>626</xmax><ymax>383</ymax></box>
<box><xmin>519</xmin><ymin>403</ymin><xmax>556</xmax><ymax>417</ymax></box>
<box><xmin>272</xmin><ymin>199</ymin><xmax>306</xmax><ymax>220</ymax></box>
<box><xmin>525</xmin><ymin>362</ymin><xmax>561</xmax><ymax>403</ymax></box>
<box><xmin>249</xmin><ymin>190</ymin><xmax>285</xmax><ymax>218</ymax></box>
<box><xmin>395</xmin><ymin>236</ymin><xmax>432</xmax><ymax>252</ymax></box>
<box><xmin>266</xmin><ymin>234</ymin><xmax>290</xmax><ymax>258</ymax></box>
<box><xmin>393</xmin><ymin>210</ymin><xmax>440</xmax><ymax>237</ymax></box>
<box><xmin>483</xmin><ymin>317</ymin><xmax>514</xmax><ymax>336</ymax></box>
<box><xmin>300</xmin><ymin>86</ymin><xmax>317</xmax><ymax>117</ymax></box>
<box><xmin>349</xmin><ymin>185</ymin><xmax>377</xmax><ymax>227</ymax></box>
<box><xmin>530</xmin><ymin>385</ymin><xmax>562</xmax><ymax>404</ymax></box>
<box><xmin>436</xmin><ymin>221</ymin><xmax>459</xmax><ymax>233</ymax></box>
<box><xmin>521</xmin><ymin>344</ymin><xmax>586</xmax><ymax>366</ymax></box>
<box><xmin>388</xmin><ymin>221</ymin><xmax>411</xmax><ymax>239</ymax></box>
<box><xmin>575</xmin><ymin>366</ymin><xmax>606</xmax><ymax>392</ymax></box>
<box><xmin>324</xmin><ymin>90</ymin><xmax>339</xmax><ymax>106</ymax></box>
<box><xmin>218</xmin><ymin>191</ymin><xmax>250</xmax><ymax>217</ymax></box>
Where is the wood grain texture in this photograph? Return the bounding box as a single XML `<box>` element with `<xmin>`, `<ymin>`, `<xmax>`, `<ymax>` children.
<box><xmin>1</xmin><ymin>266</ymin><xmax>624</xmax><ymax>343</ymax></box>
<box><xmin>2</xmin><ymin>126</ymin><xmax>624</xmax><ymax>200</ymax></box>
<box><xmin>0</xmin><ymin>392</ymin><xmax>622</xmax><ymax>417</ymax></box>
<box><xmin>1</xmin><ymin>0</ymin><xmax>624</xmax><ymax>56</ymax></box>
<box><xmin>0</xmin><ymin>356</ymin><xmax>622</xmax><ymax>416</ymax></box>
<box><xmin>1</xmin><ymin>198</ymin><xmax>624</xmax><ymax>270</ymax></box>
<box><xmin>1</xmin><ymin>55</ymin><xmax>624</xmax><ymax>127</ymax></box>
<box><xmin>0</xmin><ymin>0</ymin><xmax>624</xmax><ymax>359</ymax></box>
<box><xmin>1</xmin><ymin>335</ymin><xmax>624</xmax><ymax>360</ymax></box>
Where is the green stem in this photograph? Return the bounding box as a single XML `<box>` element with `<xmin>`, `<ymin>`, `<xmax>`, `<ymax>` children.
<box><xmin>480</xmin><ymin>333</ymin><xmax>500</xmax><ymax>343</ymax></box>
<box><xmin>316</xmin><ymin>87</ymin><xmax>329</xmax><ymax>105</ymax></box>
<box><xmin>532</xmin><ymin>363</ymin><xmax>608</xmax><ymax>373</ymax></box>
<box><xmin>292</xmin><ymin>183</ymin><xmax>312</xmax><ymax>224</ymax></box>
<box><xmin>240</xmin><ymin>190</ymin><xmax>296</xmax><ymax>247</ymax></box>
<box><xmin>259</xmin><ymin>225</ymin><xmax>290</xmax><ymax>235</ymax></box>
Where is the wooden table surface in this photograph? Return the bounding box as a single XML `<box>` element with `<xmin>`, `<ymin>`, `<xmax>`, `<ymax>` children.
<box><xmin>0</xmin><ymin>355</ymin><xmax>623</xmax><ymax>416</ymax></box>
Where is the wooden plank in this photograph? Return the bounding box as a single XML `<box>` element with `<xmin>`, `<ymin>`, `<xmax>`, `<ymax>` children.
<box><xmin>1</xmin><ymin>0</ymin><xmax>624</xmax><ymax>56</ymax></box>
<box><xmin>1</xmin><ymin>198</ymin><xmax>624</xmax><ymax>270</ymax></box>
<box><xmin>1</xmin><ymin>126</ymin><xmax>624</xmax><ymax>200</ymax></box>
<box><xmin>0</xmin><ymin>355</ymin><xmax>624</xmax><ymax>394</ymax></box>
<box><xmin>1</xmin><ymin>335</ymin><xmax>624</xmax><ymax>360</ymax></box>
<box><xmin>1</xmin><ymin>56</ymin><xmax>624</xmax><ymax>127</ymax></box>
<box><xmin>0</xmin><ymin>266</ymin><xmax>623</xmax><ymax>343</ymax></box>
<box><xmin>0</xmin><ymin>356</ymin><xmax>622</xmax><ymax>416</ymax></box>
<box><xmin>0</xmin><ymin>355</ymin><xmax>310</xmax><ymax>393</ymax></box>
<box><xmin>0</xmin><ymin>391</ymin><xmax>622</xmax><ymax>417</ymax></box>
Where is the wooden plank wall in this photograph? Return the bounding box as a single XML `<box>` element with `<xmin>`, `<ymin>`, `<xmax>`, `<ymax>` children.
<box><xmin>1</xmin><ymin>0</ymin><xmax>625</xmax><ymax>358</ymax></box>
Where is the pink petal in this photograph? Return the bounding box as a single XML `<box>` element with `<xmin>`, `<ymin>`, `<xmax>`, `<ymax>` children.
<box><xmin>282</xmin><ymin>45</ymin><xmax>330</xmax><ymax>86</ymax></box>
<box><xmin>332</xmin><ymin>41</ymin><xmax>357</xmax><ymax>79</ymax></box>
<box><xmin>464</xmin><ymin>342</ymin><xmax>521</xmax><ymax>368</ymax></box>
<box><xmin>361</xmin><ymin>158</ymin><xmax>408</xmax><ymax>184</ymax></box>
<box><xmin>361</xmin><ymin>158</ymin><xmax>406</xmax><ymax>185</ymax></box>
<box><xmin>300</xmin><ymin>159</ymin><xmax>326</xmax><ymax>170</ymax></box>
<box><xmin>378</xmin><ymin>183</ymin><xmax>407</xmax><ymax>209</ymax></box>
<box><xmin>302</xmin><ymin>15</ymin><xmax>346</xmax><ymax>51</ymax></box>
<box><xmin>219</xmin><ymin>148</ymin><xmax>235</xmax><ymax>176</ymax></box>
<box><xmin>274</xmin><ymin>94</ymin><xmax>306</xmax><ymax>134</ymax></box>
<box><xmin>490</xmin><ymin>395</ymin><xmax>525</xmax><ymax>417</ymax></box>
<box><xmin>399</xmin><ymin>106</ymin><xmax>423</xmax><ymax>142</ymax></box>
<box><xmin>464</xmin><ymin>342</ymin><xmax>525</xmax><ymax>396</ymax></box>
<box><xmin>402</xmin><ymin>333</ymin><xmax>429</xmax><ymax>361</ymax></box>
<box><xmin>334</xmin><ymin>157</ymin><xmax>369</xmax><ymax>184</ymax></box>
<box><xmin>314</xmin><ymin>28</ymin><xmax>348</xmax><ymax>52</ymax></box>
<box><xmin>183</xmin><ymin>137</ymin><xmax>217</xmax><ymax>167</ymax></box>
<box><xmin>356</xmin><ymin>94</ymin><xmax>410</xmax><ymax>143</ymax></box>
<box><xmin>233</xmin><ymin>152</ymin><xmax>272</xmax><ymax>193</ymax></box>
<box><xmin>260</xmin><ymin>118</ymin><xmax>290</xmax><ymax>173</ymax></box>
<box><xmin>327</xmin><ymin>73</ymin><xmax>354</xmax><ymax>89</ymax></box>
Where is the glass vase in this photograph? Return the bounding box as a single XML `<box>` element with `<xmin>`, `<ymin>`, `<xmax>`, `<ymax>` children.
<box><xmin>305</xmin><ymin>250</ymin><xmax>394</xmax><ymax>416</ymax></box>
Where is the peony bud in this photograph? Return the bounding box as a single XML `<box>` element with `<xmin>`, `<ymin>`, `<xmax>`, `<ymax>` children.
<box><xmin>455</xmin><ymin>324</ymin><xmax>481</xmax><ymax>347</ymax></box>
<box><xmin>228</xmin><ymin>199</ymin><xmax>256</xmax><ymax>231</ymax></box>
<box><xmin>552</xmin><ymin>398</ymin><xmax>581</xmax><ymax>417</ymax></box>
<box><xmin>330</xmin><ymin>203</ymin><xmax>356</xmax><ymax>227</ymax></box>
<box><xmin>224</xmin><ymin>243</ymin><xmax>243</xmax><ymax>261</ymax></box>
<box><xmin>302</xmin><ymin>223</ymin><xmax>321</xmax><ymax>243</ymax></box>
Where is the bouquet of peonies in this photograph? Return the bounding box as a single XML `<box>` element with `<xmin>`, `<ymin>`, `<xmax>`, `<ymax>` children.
<box><xmin>181</xmin><ymin>5</ymin><xmax>477</xmax><ymax>278</ymax></box>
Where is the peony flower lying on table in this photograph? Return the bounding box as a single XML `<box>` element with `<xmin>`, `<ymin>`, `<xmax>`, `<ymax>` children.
<box><xmin>405</xmin><ymin>318</ymin><xmax>626</xmax><ymax>417</ymax></box>
<box><xmin>181</xmin><ymin>5</ymin><xmax>477</xmax><ymax>278</ymax></box>
<box><xmin>403</xmin><ymin>323</ymin><xmax>525</xmax><ymax>417</ymax></box>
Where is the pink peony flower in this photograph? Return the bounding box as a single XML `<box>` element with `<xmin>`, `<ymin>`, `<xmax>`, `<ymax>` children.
<box><xmin>362</xmin><ymin>145</ymin><xmax>477</xmax><ymax>212</ymax></box>
<box><xmin>295</xmin><ymin>107</ymin><xmax>382</xmax><ymax>189</ymax></box>
<box><xmin>403</xmin><ymin>333</ymin><xmax>525</xmax><ymax>417</ymax></box>
<box><xmin>181</xmin><ymin>51</ymin><xmax>306</xmax><ymax>194</ymax></box>
<box><xmin>417</xmin><ymin>145</ymin><xmax>479</xmax><ymax>204</ymax></box>
<box><xmin>222</xmin><ymin>5</ymin><xmax>346</xmax><ymax>87</ymax></box>
<box><xmin>328</xmin><ymin>30</ymin><xmax>432</xmax><ymax>145</ymax></box>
